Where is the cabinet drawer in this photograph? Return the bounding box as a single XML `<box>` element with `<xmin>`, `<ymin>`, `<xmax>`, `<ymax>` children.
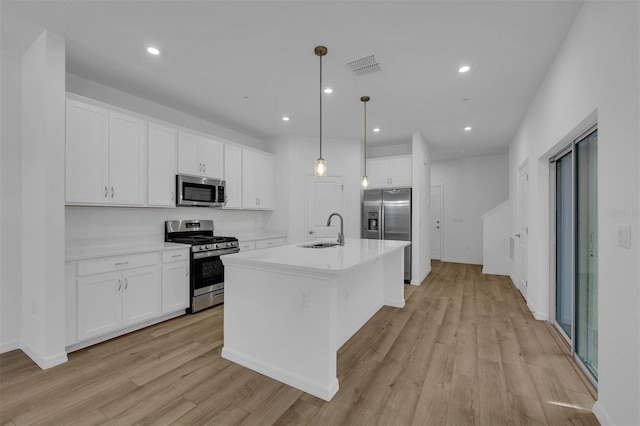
<box><xmin>256</xmin><ymin>238</ymin><xmax>286</xmax><ymax>250</ymax></box>
<box><xmin>239</xmin><ymin>241</ymin><xmax>256</xmax><ymax>252</ymax></box>
<box><xmin>162</xmin><ymin>249</ymin><xmax>190</xmax><ymax>263</ymax></box>
<box><xmin>78</xmin><ymin>252</ymin><xmax>158</xmax><ymax>276</ymax></box>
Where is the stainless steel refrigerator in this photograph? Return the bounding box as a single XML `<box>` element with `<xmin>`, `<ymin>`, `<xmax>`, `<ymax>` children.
<box><xmin>362</xmin><ymin>188</ymin><xmax>412</xmax><ymax>282</ymax></box>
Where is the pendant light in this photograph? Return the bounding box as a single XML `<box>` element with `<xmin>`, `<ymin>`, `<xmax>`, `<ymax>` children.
<box><xmin>314</xmin><ymin>46</ymin><xmax>328</xmax><ymax>177</ymax></box>
<box><xmin>361</xmin><ymin>96</ymin><xmax>370</xmax><ymax>188</ymax></box>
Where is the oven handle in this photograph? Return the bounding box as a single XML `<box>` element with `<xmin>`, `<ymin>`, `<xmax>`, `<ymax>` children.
<box><xmin>192</xmin><ymin>248</ymin><xmax>240</xmax><ymax>259</ymax></box>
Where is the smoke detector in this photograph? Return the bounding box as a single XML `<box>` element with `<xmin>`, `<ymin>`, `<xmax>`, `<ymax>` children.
<box><xmin>345</xmin><ymin>54</ymin><xmax>382</xmax><ymax>76</ymax></box>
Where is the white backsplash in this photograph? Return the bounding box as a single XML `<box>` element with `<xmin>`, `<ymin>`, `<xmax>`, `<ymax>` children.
<box><xmin>65</xmin><ymin>206</ymin><xmax>270</xmax><ymax>243</ymax></box>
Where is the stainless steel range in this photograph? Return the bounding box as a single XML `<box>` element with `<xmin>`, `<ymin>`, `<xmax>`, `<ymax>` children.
<box><xmin>165</xmin><ymin>220</ymin><xmax>239</xmax><ymax>313</ymax></box>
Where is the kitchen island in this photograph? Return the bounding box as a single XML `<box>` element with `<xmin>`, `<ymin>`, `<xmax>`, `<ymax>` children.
<box><xmin>221</xmin><ymin>238</ymin><xmax>410</xmax><ymax>401</ymax></box>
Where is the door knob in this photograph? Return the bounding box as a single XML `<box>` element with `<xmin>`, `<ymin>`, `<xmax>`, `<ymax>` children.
<box><xmin>436</xmin><ymin>226</ymin><xmax>440</xmax><ymax>229</ymax></box>
<box><xmin>309</xmin><ymin>230</ymin><xmax>315</xmax><ymax>234</ymax></box>
<box><xmin>514</xmin><ymin>233</ymin><xmax>521</xmax><ymax>238</ymax></box>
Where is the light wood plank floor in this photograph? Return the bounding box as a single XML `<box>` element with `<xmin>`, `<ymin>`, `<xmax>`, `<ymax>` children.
<box><xmin>0</xmin><ymin>261</ymin><xmax>599</xmax><ymax>425</ymax></box>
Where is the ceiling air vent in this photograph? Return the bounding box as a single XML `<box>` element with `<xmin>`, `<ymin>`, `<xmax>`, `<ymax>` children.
<box><xmin>345</xmin><ymin>54</ymin><xmax>382</xmax><ymax>76</ymax></box>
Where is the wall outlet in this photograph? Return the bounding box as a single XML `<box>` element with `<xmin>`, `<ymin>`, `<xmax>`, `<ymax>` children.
<box><xmin>300</xmin><ymin>290</ymin><xmax>310</xmax><ymax>307</ymax></box>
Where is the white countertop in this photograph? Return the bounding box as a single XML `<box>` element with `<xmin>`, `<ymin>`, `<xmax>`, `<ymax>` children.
<box><xmin>66</xmin><ymin>239</ymin><xmax>189</xmax><ymax>261</ymax></box>
<box><xmin>222</xmin><ymin>238</ymin><xmax>409</xmax><ymax>275</ymax></box>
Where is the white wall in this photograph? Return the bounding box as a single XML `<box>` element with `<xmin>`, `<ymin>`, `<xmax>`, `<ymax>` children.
<box><xmin>368</xmin><ymin>142</ymin><xmax>412</xmax><ymax>159</ymax></box>
<box><xmin>481</xmin><ymin>200</ymin><xmax>510</xmax><ymax>275</ymax></box>
<box><xmin>508</xmin><ymin>2</ymin><xmax>639</xmax><ymax>425</ymax></box>
<box><xmin>267</xmin><ymin>135</ymin><xmax>362</xmax><ymax>244</ymax></box>
<box><xmin>66</xmin><ymin>207</ymin><xmax>268</xmax><ymax>242</ymax></box>
<box><xmin>66</xmin><ymin>74</ymin><xmax>265</xmax><ymax>152</ymax></box>
<box><xmin>0</xmin><ymin>48</ymin><xmax>23</xmax><ymax>352</ymax></box>
<box><xmin>20</xmin><ymin>31</ymin><xmax>67</xmax><ymax>368</ymax></box>
<box><xmin>431</xmin><ymin>154</ymin><xmax>509</xmax><ymax>265</ymax></box>
<box><xmin>411</xmin><ymin>132</ymin><xmax>431</xmax><ymax>285</ymax></box>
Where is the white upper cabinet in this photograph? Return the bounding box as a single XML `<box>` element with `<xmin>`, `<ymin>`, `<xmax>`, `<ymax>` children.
<box><xmin>108</xmin><ymin>112</ymin><xmax>146</xmax><ymax>205</ymax></box>
<box><xmin>366</xmin><ymin>155</ymin><xmax>412</xmax><ymax>188</ymax></box>
<box><xmin>177</xmin><ymin>131</ymin><xmax>224</xmax><ymax>179</ymax></box>
<box><xmin>66</xmin><ymin>100</ymin><xmax>108</xmax><ymax>204</ymax></box>
<box><xmin>148</xmin><ymin>123</ymin><xmax>177</xmax><ymax>207</ymax></box>
<box><xmin>242</xmin><ymin>149</ymin><xmax>274</xmax><ymax>210</ymax></box>
<box><xmin>66</xmin><ymin>99</ymin><xmax>146</xmax><ymax>206</ymax></box>
<box><xmin>223</xmin><ymin>144</ymin><xmax>243</xmax><ymax>209</ymax></box>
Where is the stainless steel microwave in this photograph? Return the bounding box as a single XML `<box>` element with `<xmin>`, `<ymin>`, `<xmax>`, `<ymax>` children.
<box><xmin>176</xmin><ymin>174</ymin><xmax>226</xmax><ymax>207</ymax></box>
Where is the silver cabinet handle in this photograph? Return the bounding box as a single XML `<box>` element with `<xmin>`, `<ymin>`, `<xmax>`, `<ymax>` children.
<box><xmin>199</xmin><ymin>163</ymin><xmax>202</xmax><ymax>172</ymax></box>
<box><xmin>117</xmin><ymin>279</ymin><xmax>122</xmax><ymax>291</ymax></box>
<box><xmin>171</xmin><ymin>192</ymin><xmax>174</xmax><ymax>201</ymax></box>
<box><xmin>203</xmin><ymin>163</ymin><xmax>206</xmax><ymax>173</ymax></box>
<box><xmin>104</xmin><ymin>186</ymin><xmax>108</xmax><ymax>198</ymax></box>
<box><xmin>115</xmin><ymin>262</ymin><xmax>129</xmax><ymax>266</ymax></box>
<box><xmin>171</xmin><ymin>254</ymin><xmax>181</xmax><ymax>258</ymax></box>
<box><xmin>111</xmin><ymin>186</ymin><xmax>114</xmax><ymax>198</ymax></box>
<box><xmin>124</xmin><ymin>277</ymin><xmax>128</xmax><ymax>290</ymax></box>
<box><xmin>185</xmin><ymin>267</ymin><xmax>189</xmax><ymax>276</ymax></box>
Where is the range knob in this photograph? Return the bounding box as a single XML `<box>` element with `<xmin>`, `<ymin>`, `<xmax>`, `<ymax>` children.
<box><xmin>204</xmin><ymin>245</ymin><xmax>211</xmax><ymax>250</ymax></box>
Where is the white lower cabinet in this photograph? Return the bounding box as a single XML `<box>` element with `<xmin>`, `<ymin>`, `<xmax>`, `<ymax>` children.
<box><xmin>69</xmin><ymin>248</ymin><xmax>190</xmax><ymax>348</ymax></box>
<box><xmin>162</xmin><ymin>257</ymin><xmax>189</xmax><ymax>313</ymax></box>
<box><xmin>239</xmin><ymin>237</ymin><xmax>286</xmax><ymax>252</ymax></box>
<box><xmin>77</xmin><ymin>265</ymin><xmax>159</xmax><ymax>341</ymax></box>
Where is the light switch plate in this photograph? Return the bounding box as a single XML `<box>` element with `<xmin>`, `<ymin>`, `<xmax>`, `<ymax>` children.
<box><xmin>618</xmin><ymin>224</ymin><xmax>631</xmax><ymax>248</ymax></box>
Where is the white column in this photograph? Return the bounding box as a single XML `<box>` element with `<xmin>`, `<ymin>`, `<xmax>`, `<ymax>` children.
<box><xmin>20</xmin><ymin>30</ymin><xmax>67</xmax><ymax>368</ymax></box>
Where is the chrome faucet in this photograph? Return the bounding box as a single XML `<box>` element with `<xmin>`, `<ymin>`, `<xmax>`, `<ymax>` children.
<box><xmin>326</xmin><ymin>212</ymin><xmax>345</xmax><ymax>246</ymax></box>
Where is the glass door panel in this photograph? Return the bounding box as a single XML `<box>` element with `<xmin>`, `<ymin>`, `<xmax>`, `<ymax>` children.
<box><xmin>575</xmin><ymin>130</ymin><xmax>598</xmax><ymax>379</ymax></box>
<box><xmin>555</xmin><ymin>152</ymin><xmax>573</xmax><ymax>337</ymax></box>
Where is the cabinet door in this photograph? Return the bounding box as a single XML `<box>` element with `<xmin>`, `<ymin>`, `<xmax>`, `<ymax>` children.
<box><xmin>77</xmin><ymin>272</ymin><xmax>122</xmax><ymax>340</ymax></box>
<box><xmin>223</xmin><ymin>144</ymin><xmax>242</xmax><ymax>209</ymax></box>
<box><xmin>65</xmin><ymin>100</ymin><xmax>108</xmax><ymax>203</ymax></box>
<box><xmin>389</xmin><ymin>156</ymin><xmax>412</xmax><ymax>187</ymax></box>
<box><xmin>367</xmin><ymin>158</ymin><xmax>390</xmax><ymax>188</ymax></box>
<box><xmin>122</xmin><ymin>265</ymin><xmax>160</xmax><ymax>327</ymax></box>
<box><xmin>257</xmin><ymin>153</ymin><xmax>275</xmax><ymax>209</ymax></box>
<box><xmin>148</xmin><ymin>123</ymin><xmax>177</xmax><ymax>207</ymax></box>
<box><xmin>162</xmin><ymin>261</ymin><xmax>189</xmax><ymax>313</ymax></box>
<box><xmin>108</xmin><ymin>111</ymin><xmax>146</xmax><ymax>205</ymax></box>
<box><xmin>199</xmin><ymin>137</ymin><xmax>224</xmax><ymax>179</ymax></box>
<box><xmin>177</xmin><ymin>131</ymin><xmax>202</xmax><ymax>176</ymax></box>
<box><xmin>242</xmin><ymin>149</ymin><xmax>259</xmax><ymax>208</ymax></box>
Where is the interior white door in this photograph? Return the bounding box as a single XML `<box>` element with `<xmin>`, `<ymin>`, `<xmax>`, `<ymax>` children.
<box><xmin>430</xmin><ymin>185</ymin><xmax>443</xmax><ymax>260</ymax></box>
<box><xmin>517</xmin><ymin>162</ymin><xmax>529</xmax><ymax>298</ymax></box>
<box><xmin>306</xmin><ymin>175</ymin><xmax>344</xmax><ymax>239</ymax></box>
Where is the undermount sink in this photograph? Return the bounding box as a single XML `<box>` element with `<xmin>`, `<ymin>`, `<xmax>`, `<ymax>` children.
<box><xmin>299</xmin><ymin>242</ymin><xmax>340</xmax><ymax>249</ymax></box>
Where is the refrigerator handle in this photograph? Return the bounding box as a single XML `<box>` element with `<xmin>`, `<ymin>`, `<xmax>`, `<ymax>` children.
<box><xmin>380</xmin><ymin>203</ymin><xmax>384</xmax><ymax>240</ymax></box>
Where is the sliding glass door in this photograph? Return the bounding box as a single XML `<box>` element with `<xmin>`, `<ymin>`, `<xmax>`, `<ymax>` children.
<box><xmin>552</xmin><ymin>127</ymin><xmax>598</xmax><ymax>383</ymax></box>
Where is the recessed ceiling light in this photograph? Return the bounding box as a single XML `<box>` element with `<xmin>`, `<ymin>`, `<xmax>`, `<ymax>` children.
<box><xmin>146</xmin><ymin>46</ymin><xmax>161</xmax><ymax>56</ymax></box>
<box><xmin>373</xmin><ymin>128</ymin><xmax>380</xmax><ymax>132</ymax></box>
<box><xmin>458</xmin><ymin>65</ymin><xmax>470</xmax><ymax>73</ymax></box>
<box><xmin>282</xmin><ymin>116</ymin><xmax>290</xmax><ymax>122</ymax></box>
<box><xmin>464</xmin><ymin>126</ymin><xmax>472</xmax><ymax>131</ymax></box>
<box><xmin>324</xmin><ymin>87</ymin><xmax>333</xmax><ymax>94</ymax></box>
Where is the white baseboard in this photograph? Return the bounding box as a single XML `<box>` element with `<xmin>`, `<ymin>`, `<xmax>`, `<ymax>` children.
<box><xmin>222</xmin><ymin>346</ymin><xmax>339</xmax><ymax>401</ymax></box>
<box><xmin>20</xmin><ymin>339</ymin><xmax>67</xmax><ymax>370</ymax></box>
<box><xmin>481</xmin><ymin>267</ymin><xmax>510</xmax><ymax>276</ymax></box>
<box><xmin>0</xmin><ymin>339</ymin><xmax>21</xmax><ymax>354</ymax></box>
<box><xmin>592</xmin><ymin>401</ymin><xmax>614</xmax><ymax>425</ymax></box>
<box><xmin>384</xmin><ymin>298</ymin><xmax>405</xmax><ymax>308</ymax></box>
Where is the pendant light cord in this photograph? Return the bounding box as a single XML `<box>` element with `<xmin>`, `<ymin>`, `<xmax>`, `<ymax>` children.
<box><xmin>364</xmin><ymin>100</ymin><xmax>367</xmax><ymax>175</ymax></box>
<box><xmin>319</xmin><ymin>53</ymin><xmax>323</xmax><ymax>159</ymax></box>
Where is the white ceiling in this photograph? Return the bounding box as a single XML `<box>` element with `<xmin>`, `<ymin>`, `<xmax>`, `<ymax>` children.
<box><xmin>1</xmin><ymin>1</ymin><xmax>583</xmax><ymax>159</ymax></box>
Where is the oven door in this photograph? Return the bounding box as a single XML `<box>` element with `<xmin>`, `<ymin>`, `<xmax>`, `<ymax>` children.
<box><xmin>191</xmin><ymin>253</ymin><xmax>225</xmax><ymax>312</ymax></box>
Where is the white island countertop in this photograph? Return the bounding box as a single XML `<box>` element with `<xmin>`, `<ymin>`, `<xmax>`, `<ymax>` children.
<box><xmin>222</xmin><ymin>238</ymin><xmax>409</xmax><ymax>276</ymax></box>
